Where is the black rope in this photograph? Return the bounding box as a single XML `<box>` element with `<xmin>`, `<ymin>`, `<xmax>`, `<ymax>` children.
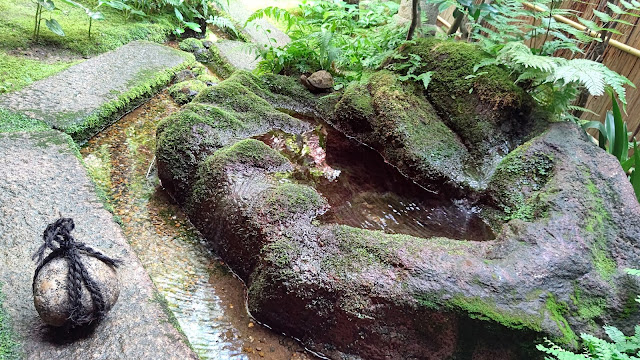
<box><xmin>32</xmin><ymin>218</ymin><xmax>122</xmax><ymax>326</ymax></box>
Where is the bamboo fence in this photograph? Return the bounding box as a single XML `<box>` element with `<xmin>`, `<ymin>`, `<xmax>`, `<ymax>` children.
<box><xmin>436</xmin><ymin>1</ymin><xmax>640</xmax><ymax>134</ymax></box>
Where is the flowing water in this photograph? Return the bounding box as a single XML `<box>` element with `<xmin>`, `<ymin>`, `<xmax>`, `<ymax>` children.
<box><xmin>81</xmin><ymin>92</ymin><xmax>315</xmax><ymax>360</ymax></box>
<box><xmin>256</xmin><ymin>119</ymin><xmax>495</xmax><ymax>241</ymax></box>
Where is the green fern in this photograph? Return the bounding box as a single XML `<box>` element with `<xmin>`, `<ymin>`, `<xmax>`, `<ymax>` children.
<box><xmin>206</xmin><ymin>15</ymin><xmax>239</xmax><ymax>38</ymax></box>
<box><xmin>477</xmin><ymin>41</ymin><xmax>635</xmax><ymax>113</ymax></box>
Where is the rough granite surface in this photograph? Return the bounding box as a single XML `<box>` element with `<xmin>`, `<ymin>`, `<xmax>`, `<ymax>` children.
<box><xmin>0</xmin><ymin>130</ymin><xmax>197</xmax><ymax>360</ymax></box>
<box><xmin>228</xmin><ymin>0</ymin><xmax>290</xmax><ymax>47</ymax></box>
<box><xmin>0</xmin><ymin>41</ymin><xmax>190</xmax><ymax>131</ymax></box>
<box><xmin>213</xmin><ymin>40</ymin><xmax>260</xmax><ymax>71</ymax></box>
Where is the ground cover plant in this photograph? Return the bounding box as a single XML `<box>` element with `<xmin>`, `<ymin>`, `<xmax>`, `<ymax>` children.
<box><xmin>245</xmin><ymin>0</ymin><xmax>407</xmax><ymax>83</ymax></box>
<box><xmin>0</xmin><ymin>285</ymin><xmax>19</xmax><ymax>360</ymax></box>
<box><xmin>0</xmin><ymin>0</ymin><xmax>176</xmax><ymax>93</ymax></box>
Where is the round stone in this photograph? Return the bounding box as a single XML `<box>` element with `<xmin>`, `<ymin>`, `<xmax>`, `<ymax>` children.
<box><xmin>306</xmin><ymin>70</ymin><xmax>334</xmax><ymax>89</ymax></box>
<box><xmin>33</xmin><ymin>255</ymin><xmax>120</xmax><ymax>327</ymax></box>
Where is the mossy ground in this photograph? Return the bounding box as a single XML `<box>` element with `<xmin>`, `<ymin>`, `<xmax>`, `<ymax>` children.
<box><xmin>0</xmin><ymin>108</ymin><xmax>49</xmax><ymax>133</ymax></box>
<box><xmin>0</xmin><ymin>285</ymin><xmax>19</xmax><ymax>360</ymax></box>
<box><xmin>0</xmin><ymin>52</ymin><xmax>78</xmax><ymax>93</ymax></box>
<box><xmin>0</xmin><ymin>0</ymin><xmax>176</xmax><ymax>93</ymax></box>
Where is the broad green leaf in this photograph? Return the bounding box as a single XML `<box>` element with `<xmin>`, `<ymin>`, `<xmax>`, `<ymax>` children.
<box><xmin>417</xmin><ymin>71</ymin><xmax>433</xmax><ymax>90</ymax></box>
<box><xmin>87</xmin><ymin>10</ymin><xmax>105</xmax><ymax>20</ymax></box>
<box><xmin>605</xmin><ymin>110</ymin><xmax>616</xmax><ymax>154</ymax></box>
<box><xmin>174</xmin><ymin>8</ymin><xmax>184</xmax><ymax>22</ymax></box>
<box><xmin>631</xmin><ymin>141</ymin><xmax>640</xmax><ymax>202</ymax></box>
<box><xmin>611</xmin><ymin>92</ymin><xmax>626</xmax><ymax>161</ymax></box>
<box><xmin>593</xmin><ymin>9</ymin><xmax>614</xmax><ymax>23</ymax></box>
<box><xmin>582</xmin><ymin>120</ymin><xmax>608</xmax><ymax>150</ymax></box>
<box><xmin>607</xmin><ymin>2</ymin><xmax>628</xmax><ymax>15</ymax></box>
<box><xmin>621</xmin><ymin>156</ymin><xmax>635</xmax><ymax>172</ymax></box>
<box><xmin>183</xmin><ymin>21</ymin><xmax>202</xmax><ymax>32</ymax></box>
<box><xmin>39</xmin><ymin>0</ymin><xmax>55</xmax><ymax>11</ymax></box>
<box><xmin>45</xmin><ymin>18</ymin><xmax>65</xmax><ymax>36</ymax></box>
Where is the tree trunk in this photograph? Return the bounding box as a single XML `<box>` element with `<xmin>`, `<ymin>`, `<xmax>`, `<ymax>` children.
<box><xmin>406</xmin><ymin>0</ymin><xmax>420</xmax><ymax>40</ymax></box>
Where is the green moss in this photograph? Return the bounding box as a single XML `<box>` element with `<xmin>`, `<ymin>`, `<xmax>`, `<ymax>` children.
<box><xmin>212</xmin><ymin>138</ymin><xmax>288</xmax><ymax>168</ymax></box>
<box><xmin>582</xmin><ymin>175</ymin><xmax>616</xmax><ymax>281</ymax></box>
<box><xmin>546</xmin><ymin>294</ymin><xmax>579</xmax><ymax>347</ymax></box>
<box><xmin>570</xmin><ymin>287</ymin><xmax>606</xmax><ymax>322</ymax></box>
<box><xmin>448</xmin><ymin>295</ymin><xmax>543</xmax><ymax>332</ymax></box>
<box><xmin>194</xmin><ymin>77</ymin><xmax>300</xmax><ymax>129</ymax></box>
<box><xmin>150</xmin><ymin>290</ymin><xmax>194</xmax><ymax>351</ymax></box>
<box><xmin>64</xmin><ymin>51</ymin><xmax>194</xmax><ymax>142</ymax></box>
<box><xmin>262</xmin><ymin>237</ymin><xmax>299</xmax><ymax>268</ymax></box>
<box><xmin>334</xmin><ymin>70</ymin><xmax>469</xmax><ymax>189</ymax></box>
<box><xmin>489</xmin><ymin>141</ymin><xmax>555</xmax><ymax>222</ymax></box>
<box><xmin>0</xmin><ymin>107</ymin><xmax>49</xmax><ymax>133</ymax></box>
<box><xmin>397</xmin><ymin>39</ymin><xmax>538</xmax><ymax>154</ymax></box>
<box><xmin>205</xmin><ymin>45</ymin><xmax>236</xmax><ymax>79</ymax></box>
<box><xmin>0</xmin><ymin>51</ymin><xmax>78</xmax><ymax>93</ymax></box>
<box><xmin>83</xmin><ymin>143</ymin><xmax>115</xmax><ymax>213</ymax></box>
<box><xmin>168</xmin><ymin>79</ymin><xmax>208</xmax><ymax>105</ymax></box>
<box><xmin>264</xmin><ymin>182</ymin><xmax>325</xmax><ymax>221</ymax></box>
<box><xmin>0</xmin><ymin>284</ymin><xmax>19</xmax><ymax>360</ymax></box>
<box><xmin>179</xmin><ymin>38</ymin><xmax>204</xmax><ymax>52</ymax></box>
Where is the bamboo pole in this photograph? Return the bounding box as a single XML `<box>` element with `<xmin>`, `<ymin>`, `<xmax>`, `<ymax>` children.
<box><xmin>522</xmin><ymin>1</ymin><xmax>640</xmax><ymax>58</ymax></box>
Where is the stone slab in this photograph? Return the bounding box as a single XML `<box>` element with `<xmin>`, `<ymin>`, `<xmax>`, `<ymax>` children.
<box><xmin>227</xmin><ymin>0</ymin><xmax>290</xmax><ymax>47</ymax></box>
<box><xmin>0</xmin><ymin>130</ymin><xmax>197</xmax><ymax>360</ymax></box>
<box><xmin>0</xmin><ymin>41</ymin><xmax>191</xmax><ymax>138</ymax></box>
<box><xmin>213</xmin><ymin>40</ymin><xmax>260</xmax><ymax>72</ymax></box>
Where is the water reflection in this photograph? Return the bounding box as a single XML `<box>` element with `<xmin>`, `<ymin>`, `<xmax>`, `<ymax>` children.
<box><xmin>256</xmin><ymin>120</ymin><xmax>495</xmax><ymax>241</ymax></box>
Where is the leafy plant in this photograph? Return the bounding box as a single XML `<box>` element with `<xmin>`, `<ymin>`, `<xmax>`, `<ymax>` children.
<box><xmin>386</xmin><ymin>52</ymin><xmax>433</xmax><ymax>89</ymax></box>
<box><xmin>474</xmin><ymin>41</ymin><xmax>634</xmax><ymax>118</ymax></box>
<box><xmin>33</xmin><ymin>0</ymin><xmax>104</xmax><ymax>40</ymax></box>
<box><xmin>583</xmin><ymin>91</ymin><xmax>640</xmax><ymax>202</ymax></box>
<box><xmin>246</xmin><ymin>0</ymin><xmax>406</xmax><ymax>82</ymax></box>
<box><xmin>538</xmin><ymin>269</ymin><xmax>640</xmax><ymax>359</ymax></box>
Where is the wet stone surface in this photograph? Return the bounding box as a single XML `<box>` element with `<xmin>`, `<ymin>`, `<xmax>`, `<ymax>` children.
<box><xmin>0</xmin><ymin>130</ymin><xmax>196</xmax><ymax>359</ymax></box>
<box><xmin>81</xmin><ymin>92</ymin><xmax>317</xmax><ymax>360</ymax></box>
<box><xmin>255</xmin><ymin>121</ymin><xmax>495</xmax><ymax>241</ymax></box>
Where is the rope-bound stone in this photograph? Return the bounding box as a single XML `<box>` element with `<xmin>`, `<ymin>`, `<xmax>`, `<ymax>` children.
<box><xmin>32</xmin><ymin>218</ymin><xmax>122</xmax><ymax>327</ymax></box>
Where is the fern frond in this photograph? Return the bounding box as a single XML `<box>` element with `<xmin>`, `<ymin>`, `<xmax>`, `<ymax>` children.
<box><xmin>553</xmin><ymin>59</ymin><xmax>606</xmax><ymax>96</ymax></box>
<box><xmin>207</xmin><ymin>15</ymin><xmax>239</xmax><ymax>37</ymax></box>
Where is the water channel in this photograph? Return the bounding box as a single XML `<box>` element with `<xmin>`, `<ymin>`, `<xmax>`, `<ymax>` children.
<box><xmin>81</xmin><ymin>92</ymin><xmax>315</xmax><ymax>360</ymax></box>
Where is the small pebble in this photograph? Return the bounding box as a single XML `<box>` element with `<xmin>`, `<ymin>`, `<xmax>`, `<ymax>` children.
<box><xmin>248</xmin><ymin>322</ymin><xmax>254</xmax><ymax>328</ymax></box>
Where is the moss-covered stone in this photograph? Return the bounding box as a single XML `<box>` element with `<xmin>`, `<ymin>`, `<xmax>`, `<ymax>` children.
<box><xmin>179</xmin><ymin>38</ymin><xmax>204</xmax><ymax>52</ymax></box>
<box><xmin>332</xmin><ymin>70</ymin><xmax>470</xmax><ymax>194</ymax></box>
<box><xmin>263</xmin><ymin>183</ymin><xmax>326</xmax><ymax>223</ymax></box>
<box><xmin>65</xmin><ymin>51</ymin><xmax>195</xmax><ymax>143</ymax></box>
<box><xmin>395</xmin><ymin>38</ymin><xmax>547</xmax><ymax>156</ymax></box>
<box><xmin>156</xmin><ymin>72</ymin><xmax>310</xmax><ymax>204</ymax></box>
<box><xmin>206</xmin><ymin>45</ymin><xmax>236</xmax><ymax>79</ymax></box>
<box><xmin>486</xmin><ymin>138</ymin><xmax>555</xmax><ymax>222</ymax></box>
<box><xmin>168</xmin><ymin>80</ymin><xmax>208</xmax><ymax>105</ymax></box>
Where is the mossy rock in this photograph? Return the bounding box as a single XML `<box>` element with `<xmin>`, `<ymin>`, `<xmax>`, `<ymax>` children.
<box><xmin>156</xmin><ymin>72</ymin><xmax>311</xmax><ymax>204</ymax></box>
<box><xmin>332</xmin><ymin>70</ymin><xmax>472</xmax><ymax>195</ymax></box>
<box><xmin>179</xmin><ymin>38</ymin><xmax>205</xmax><ymax>52</ymax></box>
<box><xmin>168</xmin><ymin>80</ymin><xmax>208</xmax><ymax>105</ymax></box>
<box><xmin>394</xmin><ymin>38</ymin><xmax>548</xmax><ymax>156</ymax></box>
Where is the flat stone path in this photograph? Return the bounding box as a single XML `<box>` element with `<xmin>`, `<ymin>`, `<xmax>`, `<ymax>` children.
<box><xmin>0</xmin><ymin>130</ymin><xmax>198</xmax><ymax>359</ymax></box>
<box><xmin>214</xmin><ymin>0</ymin><xmax>290</xmax><ymax>72</ymax></box>
<box><xmin>0</xmin><ymin>41</ymin><xmax>190</xmax><ymax>136</ymax></box>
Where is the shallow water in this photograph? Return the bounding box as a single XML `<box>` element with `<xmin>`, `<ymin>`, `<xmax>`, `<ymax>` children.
<box><xmin>256</xmin><ymin>119</ymin><xmax>495</xmax><ymax>241</ymax></box>
<box><xmin>81</xmin><ymin>92</ymin><xmax>315</xmax><ymax>360</ymax></box>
